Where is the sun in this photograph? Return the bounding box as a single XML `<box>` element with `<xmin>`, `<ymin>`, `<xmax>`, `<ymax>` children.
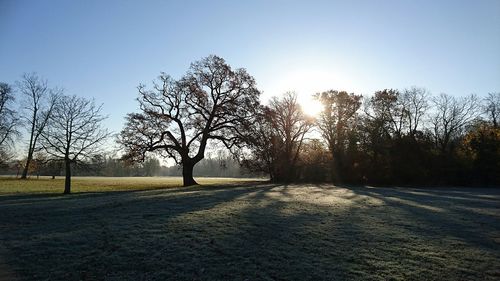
<box><xmin>261</xmin><ymin>62</ymin><xmax>354</xmax><ymax>118</ymax></box>
<box><xmin>272</xmin><ymin>68</ymin><xmax>330</xmax><ymax>117</ymax></box>
<box><xmin>299</xmin><ymin>95</ymin><xmax>324</xmax><ymax>117</ymax></box>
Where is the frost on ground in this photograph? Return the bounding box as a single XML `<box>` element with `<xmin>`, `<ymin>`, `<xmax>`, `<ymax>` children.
<box><xmin>0</xmin><ymin>184</ymin><xmax>499</xmax><ymax>280</ymax></box>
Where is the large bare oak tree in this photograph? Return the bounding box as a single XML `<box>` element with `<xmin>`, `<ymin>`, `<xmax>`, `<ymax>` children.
<box><xmin>120</xmin><ymin>55</ymin><xmax>260</xmax><ymax>186</ymax></box>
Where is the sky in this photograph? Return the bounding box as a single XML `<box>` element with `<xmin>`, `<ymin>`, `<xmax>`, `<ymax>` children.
<box><xmin>1</xmin><ymin>0</ymin><xmax>499</xmax><ymax>133</ymax></box>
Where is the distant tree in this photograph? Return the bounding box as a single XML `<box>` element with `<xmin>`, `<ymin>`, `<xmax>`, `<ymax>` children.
<box><xmin>102</xmin><ymin>156</ymin><xmax>122</xmax><ymax>176</ymax></box>
<box><xmin>316</xmin><ymin>90</ymin><xmax>361</xmax><ymax>182</ymax></box>
<box><xmin>17</xmin><ymin>73</ymin><xmax>59</xmax><ymax>179</ymax></box>
<box><xmin>120</xmin><ymin>55</ymin><xmax>260</xmax><ymax>186</ymax></box>
<box><xmin>31</xmin><ymin>152</ymin><xmax>47</xmax><ymax>179</ymax></box>
<box><xmin>142</xmin><ymin>156</ymin><xmax>161</xmax><ymax>177</ymax></box>
<box><xmin>484</xmin><ymin>92</ymin><xmax>499</xmax><ymax>128</ymax></box>
<box><xmin>40</xmin><ymin>95</ymin><xmax>109</xmax><ymax>194</ymax></box>
<box><xmin>430</xmin><ymin>93</ymin><xmax>480</xmax><ymax>155</ymax></box>
<box><xmin>0</xmin><ymin>83</ymin><xmax>19</xmax><ymax>163</ymax></box>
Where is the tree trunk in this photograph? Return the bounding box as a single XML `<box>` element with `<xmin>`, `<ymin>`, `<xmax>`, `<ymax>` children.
<box><xmin>21</xmin><ymin>111</ymin><xmax>37</xmax><ymax>179</ymax></box>
<box><xmin>182</xmin><ymin>161</ymin><xmax>198</xmax><ymax>187</ymax></box>
<box><xmin>20</xmin><ymin>151</ymin><xmax>33</xmax><ymax>179</ymax></box>
<box><xmin>64</xmin><ymin>159</ymin><xmax>71</xmax><ymax>194</ymax></box>
<box><xmin>330</xmin><ymin>149</ymin><xmax>343</xmax><ymax>184</ymax></box>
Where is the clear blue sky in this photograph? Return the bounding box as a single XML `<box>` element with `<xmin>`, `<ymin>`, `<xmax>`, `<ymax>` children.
<box><xmin>1</xmin><ymin>0</ymin><xmax>499</xmax><ymax>132</ymax></box>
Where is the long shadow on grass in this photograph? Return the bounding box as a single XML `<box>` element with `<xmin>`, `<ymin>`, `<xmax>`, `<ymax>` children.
<box><xmin>0</xmin><ymin>184</ymin><xmax>499</xmax><ymax>280</ymax></box>
<box><xmin>0</xmin><ymin>183</ymin><xmax>278</xmax><ymax>280</ymax></box>
<box><xmin>193</xmin><ymin>184</ymin><xmax>500</xmax><ymax>280</ymax></box>
<box><xmin>248</xmin><ymin>185</ymin><xmax>499</xmax><ymax>280</ymax></box>
<box><xmin>349</xmin><ymin>186</ymin><xmax>500</xmax><ymax>249</ymax></box>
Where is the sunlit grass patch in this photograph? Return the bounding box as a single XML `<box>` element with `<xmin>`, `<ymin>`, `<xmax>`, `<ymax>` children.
<box><xmin>0</xmin><ymin>176</ymin><xmax>264</xmax><ymax>194</ymax></box>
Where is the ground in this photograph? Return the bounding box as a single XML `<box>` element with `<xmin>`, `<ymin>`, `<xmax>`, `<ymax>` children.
<box><xmin>0</xmin><ymin>176</ymin><xmax>259</xmax><ymax>194</ymax></box>
<box><xmin>0</xmin><ymin>178</ymin><xmax>499</xmax><ymax>280</ymax></box>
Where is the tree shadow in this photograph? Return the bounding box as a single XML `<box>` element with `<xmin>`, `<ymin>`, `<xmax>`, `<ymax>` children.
<box><xmin>0</xmin><ymin>182</ymin><xmax>279</xmax><ymax>280</ymax></box>
<box><xmin>0</xmin><ymin>184</ymin><xmax>498</xmax><ymax>280</ymax></box>
<box><xmin>345</xmin><ymin>186</ymin><xmax>500</xmax><ymax>255</ymax></box>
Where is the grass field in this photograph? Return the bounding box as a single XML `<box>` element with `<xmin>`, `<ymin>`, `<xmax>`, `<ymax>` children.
<box><xmin>0</xmin><ymin>180</ymin><xmax>499</xmax><ymax>280</ymax></box>
<box><xmin>0</xmin><ymin>176</ymin><xmax>262</xmax><ymax>194</ymax></box>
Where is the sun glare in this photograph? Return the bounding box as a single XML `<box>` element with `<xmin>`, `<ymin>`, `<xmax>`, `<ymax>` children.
<box><xmin>267</xmin><ymin>67</ymin><xmax>341</xmax><ymax>117</ymax></box>
<box><xmin>299</xmin><ymin>96</ymin><xmax>324</xmax><ymax>117</ymax></box>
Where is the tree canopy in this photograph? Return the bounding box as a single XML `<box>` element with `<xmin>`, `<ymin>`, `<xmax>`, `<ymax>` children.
<box><xmin>120</xmin><ymin>55</ymin><xmax>260</xmax><ymax>186</ymax></box>
<box><xmin>41</xmin><ymin>95</ymin><xmax>109</xmax><ymax>193</ymax></box>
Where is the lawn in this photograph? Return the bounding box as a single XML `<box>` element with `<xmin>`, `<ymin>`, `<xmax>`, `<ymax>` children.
<box><xmin>0</xmin><ymin>181</ymin><xmax>499</xmax><ymax>280</ymax></box>
<box><xmin>0</xmin><ymin>176</ymin><xmax>261</xmax><ymax>194</ymax></box>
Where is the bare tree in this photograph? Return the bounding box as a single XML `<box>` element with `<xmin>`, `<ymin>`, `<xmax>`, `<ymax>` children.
<box><xmin>238</xmin><ymin>105</ymin><xmax>278</xmax><ymax>179</ymax></box>
<box><xmin>402</xmin><ymin>87</ymin><xmax>430</xmax><ymax>137</ymax></box>
<box><xmin>120</xmin><ymin>55</ymin><xmax>260</xmax><ymax>186</ymax></box>
<box><xmin>40</xmin><ymin>95</ymin><xmax>109</xmax><ymax>194</ymax></box>
<box><xmin>17</xmin><ymin>73</ymin><xmax>59</xmax><ymax>179</ymax></box>
<box><xmin>0</xmin><ymin>83</ymin><xmax>20</xmax><ymax>160</ymax></box>
<box><xmin>364</xmin><ymin>87</ymin><xmax>429</xmax><ymax>140</ymax></box>
<box><xmin>242</xmin><ymin>92</ymin><xmax>313</xmax><ymax>182</ymax></box>
<box><xmin>484</xmin><ymin>92</ymin><xmax>499</xmax><ymax>128</ymax></box>
<box><xmin>430</xmin><ymin>93</ymin><xmax>480</xmax><ymax>154</ymax></box>
<box><xmin>268</xmin><ymin>92</ymin><xmax>313</xmax><ymax>182</ymax></box>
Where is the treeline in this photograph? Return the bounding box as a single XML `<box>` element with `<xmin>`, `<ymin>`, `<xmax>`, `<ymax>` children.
<box><xmin>2</xmin><ymin>56</ymin><xmax>499</xmax><ymax>190</ymax></box>
<box><xmin>0</xmin><ymin>154</ymin><xmax>250</xmax><ymax>178</ymax></box>
<box><xmin>242</xmin><ymin>90</ymin><xmax>499</xmax><ymax>186</ymax></box>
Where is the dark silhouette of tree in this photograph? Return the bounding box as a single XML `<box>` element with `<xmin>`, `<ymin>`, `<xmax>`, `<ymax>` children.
<box><xmin>363</xmin><ymin>88</ymin><xmax>428</xmax><ymax>139</ymax></box>
<box><xmin>430</xmin><ymin>93</ymin><xmax>479</xmax><ymax>155</ymax></box>
<box><xmin>40</xmin><ymin>95</ymin><xmax>109</xmax><ymax>194</ymax></box>
<box><xmin>361</xmin><ymin>89</ymin><xmax>404</xmax><ymax>183</ymax></box>
<box><xmin>242</xmin><ymin>92</ymin><xmax>313</xmax><ymax>182</ymax></box>
<box><xmin>461</xmin><ymin>121</ymin><xmax>500</xmax><ymax>185</ymax></box>
<box><xmin>238</xmin><ymin>105</ymin><xmax>278</xmax><ymax>179</ymax></box>
<box><xmin>364</xmin><ymin>89</ymin><xmax>407</xmax><ymax>139</ymax></box>
<box><xmin>298</xmin><ymin>139</ymin><xmax>330</xmax><ymax>182</ymax></box>
<box><xmin>359</xmin><ymin>88</ymin><xmax>433</xmax><ymax>184</ymax></box>
<box><xmin>17</xmin><ymin>73</ymin><xmax>59</xmax><ymax>179</ymax></box>
<box><xmin>402</xmin><ymin>87</ymin><xmax>430</xmax><ymax>138</ymax></box>
<box><xmin>120</xmin><ymin>55</ymin><xmax>260</xmax><ymax>186</ymax></box>
<box><xmin>316</xmin><ymin>90</ymin><xmax>361</xmax><ymax>183</ymax></box>
<box><xmin>355</xmin><ymin>90</ymin><xmax>487</xmax><ymax>184</ymax></box>
<box><xmin>0</xmin><ymin>83</ymin><xmax>19</xmax><ymax>163</ymax></box>
<box><xmin>358</xmin><ymin>111</ymin><xmax>393</xmax><ymax>183</ymax></box>
<box><xmin>267</xmin><ymin>92</ymin><xmax>313</xmax><ymax>182</ymax></box>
